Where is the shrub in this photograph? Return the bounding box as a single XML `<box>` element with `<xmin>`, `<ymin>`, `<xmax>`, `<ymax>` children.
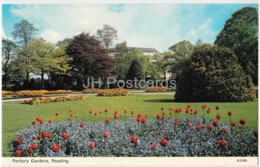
<box><xmin>21</xmin><ymin>95</ymin><xmax>85</xmax><ymax>105</ymax></box>
<box><xmin>12</xmin><ymin>112</ymin><xmax>257</xmax><ymax>157</ymax></box>
<box><xmin>175</xmin><ymin>44</ymin><xmax>256</xmax><ymax>102</ymax></box>
<box><xmin>145</xmin><ymin>87</ymin><xmax>167</xmax><ymax>92</ymax></box>
<box><xmin>97</xmin><ymin>89</ymin><xmax>128</xmax><ymax>97</ymax></box>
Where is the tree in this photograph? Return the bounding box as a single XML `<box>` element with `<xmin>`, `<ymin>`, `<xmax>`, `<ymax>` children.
<box><xmin>19</xmin><ymin>38</ymin><xmax>71</xmax><ymax>89</ymax></box>
<box><xmin>152</xmin><ymin>52</ymin><xmax>172</xmax><ymax>79</ymax></box>
<box><xmin>168</xmin><ymin>40</ymin><xmax>194</xmax><ymax>78</ymax></box>
<box><xmin>215</xmin><ymin>7</ymin><xmax>258</xmax><ymax>84</ymax></box>
<box><xmin>126</xmin><ymin>59</ymin><xmax>144</xmax><ymax>88</ymax></box>
<box><xmin>66</xmin><ymin>32</ymin><xmax>114</xmax><ymax>88</ymax></box>
<box><xmin>175</xmin><ymin>44</ymin><xmax>255</xmax><ymax>102</ymax></box>
<box><xmin>12</xmin><ymin>19</ymin><xmax>38</xmax><ymax>47</ymax></box>
<box><xmin>56</xmin><ymin>38</ymin><xmax>72</xmax><ymax>50</ymax></box>
<box><xmin>113</xmin><ymin>42</ymin><xmax>159</xmax><ymax>80</ymax></box>
<box><xmin>97</xmin><ymin>24</ymin><xmax>118</xmax><ymax>49</ymax></box>
<box><xmin>2</xmin><ymin>39</ymin><xmax>17</xmax><ymax>89</ymax></box>
<box><xmin>12</xmin><ymin>19</ymin><xmax>38</xmax><ymax>88</ymax></box>
<box><xmin>195</xmin><ymin>39</ymin><xmax>203</xmax><ymax>47</ymax></box>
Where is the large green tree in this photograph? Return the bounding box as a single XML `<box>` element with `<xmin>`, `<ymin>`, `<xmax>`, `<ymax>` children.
<box><xmin>168</xmin><ymin>40</ymin><xmax>194</xmax><ymax>78</ymax></box>
<box><xmin>97</xmin><ymin>24</ymin><xmax>118</xmax><ymax>50</ymax></box>
<box><xmin>66</xmin><ymin>32</ymin><xmax>114</xmax><ymax>88</ymax></box>
<box><xmin>2</xmin><ymin>39</ymin><xmax>17</xmax><ymax>89</ymax></box>
<box><xmin>126</xmin><ymin>59</ymin><xmax>144</xmax><ymax>88</ymax></box>
<box><xmin>17</xmin><ymin>38</ymin><xmax>71</xmax><ymax>89</ymax></box>
<box><xmin>12</xmin><ymin>19</ymin><xmax>38</xmax><ymax>88</ymax></box>
<box><xmin>175</xmin><ymin>44</ymin><xmax>255</xmax><ymax>102</ymax></box>
<box><xmin>215</xmin><ymin>7</ymin><xmax>258</xmax><ymax>84</ymax></box>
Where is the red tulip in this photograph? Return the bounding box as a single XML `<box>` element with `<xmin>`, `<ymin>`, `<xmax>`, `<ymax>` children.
<box><xmin>89</xmin><ymin>142</ymin><xmax>95</xmax><ymax>149</ymax></box>
<box><xmin>201</xmin><ymin>124</ymin><xmax>206</xmax><ymax>129</ymax></box>
<box><xmin>219</xmin><ymin>140</ymin><xmax>227</xmax><ymax>148</ymax></box>
<box><xmin>230</xmin><ymin>122</ymin><xmax>236</xmax><ymax>127</ymax></box>
<box><xmin>136</xmin><ymin>117</ymin><xmax>141</xmax><ymax>123</ymax></box>
<box><xmin>70</xmin><ymin>113</ymin><xmax>74</xmax><ymax>117</ymax></box>
<box><xmin>39</xmin><ymin>119</ymin><xmax>44</xmax><ymax>124</ymax></box>
<box><xmin>228</xmin><ymin>111</ymin><xmax>232</xmax><ymax>116</ymax></box>
<box><xmin>94</xmin><ymin>112</ymin><xmax>98</xmax><ymax>116</ymax></box>
<box><xmin>131</xmin><ymin>111</ymin><xmax>134</xmax><ymax>115</ymax></box>
<box><xmin>103</xmin><ymin>131</ymin><xmax>109</xmax><ymax>138</ymax></box>
<box><xmin>52</xmin><ymin>144</ymin><xmax>60</xmax><ymax>152</ymax></box>
<box><xmin>161</xmin><ymin>107</ymin><xmax>164</xmax><ymax>111</ymax></box>
<box><xmin>160</xmin><ymin>138</ymin><xmax>168</xmax><ymax>147</ymax></box>
<box><xmin>188</xmin><ymin>123</ymin><xmax>192</xmax><ymax>127</ymax></box>
<box><xmin>151</xmin><ymin>143</ymin><xmax>157</xmax><ymax>149</ymax></box>
<box><xmin>27</xmin><ymin>147</ymin><xmax>33</xmax><ymax>153</ymax></box>
<box><xmin>105</xmin><ymin>119</ymin><xmax>110</xmax><ymax>124</ymax></box>
<box><xmin>240</xmin><ymin>118</ymin><xmax>246</xmax><ymax>125</ymax></box>
<box><xmin>202</xmin><ymin>104</ymin><xmax>206</xmax><ymax>109</ymax></box>
<box><xmin>208</xmin><ymin>125</ymin><xmax>213</xmax><ymax>131</ymax></box>
<box><xmin>31</xmin><ymin>143</ymin><xmax>38</xmax><ymax>150</ymax></box>
<box><xmin>141</xmin><ymin>118</ymin><xmax>146</xmax><ymax>123</ymax></box>
<box><xmin>42</xmin><ymin>131</ymin><xmax>49</xmax><ymax>138</ymax></box>
<box><xmin>69</xmin><ymin>109</ymin><xmax>72</xmax><ymax>113</ymax></box>
<box><xmin>155</xmin><ymin>130</ymin><xmax>160</xmax><ymax>135</ymax></box>
<box><xmin>32</xmin><ymin>120</ymin><xmax>36</xmax><ymax>125</ymax></box>
<box><xmin>195</xmin><ymin>125</ymin><xmax>201</xmax><ymax>130</ymax></box>
<box><xmin>215</xmin><ymin>105</ymin><xmax>220</xmax><ymax>110</ymax></box>
<box><xmin>222</xmin><ymin>128</ymin><xmax>227</xmax><ymax>133</ymax></box>
<box><xmin>37</xmin><ymin>134</ymin><xmax>42</xmax><ymax>140</ymax></box>
<box><xmin>124</xmin><ymin>109</ymin><xmax>127</xmax><ymax>114</ymax></box>
<box><xmin>48</xmin><ymin>120</ymin><xmax>52</xmax><ymax>124</ymax></box>
<box><xmin>89</xmin><ymin>110</ymin><xmax>92</xmax><ymax>114</ymax></box>
<box><xmin>16</xmin><ymin>137</ymin><xmax>23</xmax><ymax>144</ymax></box>
<box><xmin>156</xmin><ymin>114</ymin><xmax>161</xmax><ymax>119</ymax></box>
<box><xmin>137</xmin><ymin>113</ymin><xmax>142</xmax><ymax>118</ymax></box>
<box><xmin>185</xmin><ymin>108</ymin><xmax>189</xmax><ymax>113</ymax></box>
<box><xmin>55</xmin><ymin>112</ymin><xmax>59</xmax><ymax>116</ymax></box>
<box><xmin>68</xmin><ymin>117</ymin><xmax>71</xmax><ymax>121</ymax></box>
<box><xmin>114</xmin><ymin>114</ymin><xmax>119</xmax><ymax>119</ymax></box>
<box><xmin>239</xmin><ymin>125</ymin><xmax>243</xmax><ymax>129</ymax></box>
<box><xmin>212</xmin><ymin>120</ymin><xmax>218</xmax><ymax>126</ymax></box>
<box><xmin>194</xmin><ymin>110</ymin><xmax>198</xmax><ymax>114</ymax></box>
<box><xmin>162</xmin><ymin>112</ymin><xmax>166</xmax><ymax>116</ymax></box>
<box><xmin>206</xmin><ymin>108</ymin><xmax>211</xmax><ymax>114</ymax></box>
<box><xmin>80</xmin><ymin>122</ymin><xmax>84</xmax><ymax>127</ymax></box>
<box><xmin>15</xmin><ymin>150</ymin><xmax>22</xmax><ymax>157</ymax></box>
<box><xmin>105</xmin><ymin>108</ymin><xmax>108</xmax><ymax>113</ymax></box>
<box><xmin>62</xmin><ymin>132</ymin><xmax>69</xmax><ymax>139</ymax></box>
<box><xmin>216</xmin><ymin>114</ymin><xmax>222</xmax><ymax>119</ymax></box>
<box><xmin>145</xmin><ymin>114</ymin><xmax>148</xmax><ymax>118</ymax></box>
<box><xmin>131</xmin><ymin>135</ymin><xmax>138</xmax><ymax>143</ymax></box>
<box><xmin>174</xmin><ymin>120</ymin><xmax>178</xmax><ymax>125</ymax></box>
<box><xmin>187</xmin><ymin>104</ymin><xmax>191</xmax><ymax>108</ymax></box>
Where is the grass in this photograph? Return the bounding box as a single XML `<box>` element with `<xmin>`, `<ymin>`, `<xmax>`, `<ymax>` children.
<box><xmin>2</xmin><ymin>94</ymin><xmax>258</xmax><ymax>156</ymax></box>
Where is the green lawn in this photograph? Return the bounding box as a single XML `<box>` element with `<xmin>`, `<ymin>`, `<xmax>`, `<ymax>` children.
<box><xmin>2</xmin><ymin>94</ymin><xmax>258</xmax><ymax>156</ymax></box>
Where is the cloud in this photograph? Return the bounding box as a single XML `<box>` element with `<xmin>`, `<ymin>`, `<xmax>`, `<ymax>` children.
<box><xmin>2</xmin><ymin>27</ymin><xmax>12</xmax><ymax>40</ymax></box>
<box><xmin>40</xmin><ymin>29</ymin><xmax>65</xmax><ymax>44</ymax></box>
<box><xmin>9</xmin><ymin>4</ymin><xmax>219</xmax><ymax>51</ymax></box>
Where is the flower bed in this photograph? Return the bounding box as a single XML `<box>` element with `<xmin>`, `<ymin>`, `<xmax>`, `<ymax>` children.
<box><xmin>12</xmin><ymin>90</ymin><xmax>45</xmax><ymax>98</ymax></box>
<box><xmin>97</xmin><ymin>89</ymin><xmax>128</xmax><ymax>97</ymax></box>
<box><xmin>21</xmin><ymin>95</ymin><xmax>85</xmax><ymax>105</ymax></box>
<box><xmin>12</xmin><ymin>105</ymin><xmax>257</xmax><ymax>157</ymax></box>
<box><xmin>145</xmin><ymin>87</ymin><xmax>167</xmax><ymax>92</ymax></box>
<box><xmin>83</xmin><ymin>88</ymin><xmax>100</xmax><ymax>94</ymax></box>
<box><xmin>2</xmin><ymin>91</ymin><xmax>13</xmax><ymax>97</ymax></box>
<box><xmin>44</xmin><ymin>90</ymin><xmax>73</xmax><ymax>94</ymax></box>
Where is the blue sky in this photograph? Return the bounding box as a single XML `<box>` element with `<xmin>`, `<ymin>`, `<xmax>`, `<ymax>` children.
<box><xmin>2</xmin><ymin>4</ymin><xmax>258</xmax><ymax>51</ymax></box>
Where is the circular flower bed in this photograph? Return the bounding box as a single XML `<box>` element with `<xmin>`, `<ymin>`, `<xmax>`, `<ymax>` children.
<box><xmin>12</xmin><ymin>113</ymin><xmax>257</xmax><ymax>157</ymax></box>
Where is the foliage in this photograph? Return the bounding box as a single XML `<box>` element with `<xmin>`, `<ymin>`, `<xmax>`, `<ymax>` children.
<box><xmin>66</xmin><ymin>33</ymin><xmax>114</xmax><ymax>88</ymax></box>
<box><xmin>21</xmin><ymin>95</ymin><xmax>85</xmax><ymax>105</ymax></box>
<box><xmin>2</xmin><ymin>91</ymin><xmax>13</xmax><ymax>97</ymax></box>
<box><xmin>214</xmin><ymin>7</ymin><xmax>258</xmax><ymax>84</ymax></box>
<box><xmin>12</xmin><ymin>106</ymin><xmax>257</xmax><ymax>157</ymax></box>
<box><xmin>152</xmin><ymin>52</ymin><xmax>172</xmax><ymax>79</ymax></box>
<box><xmin>97</xmin><ymin>24</ymin><xmax>118</xmax><ymax>49</ymax></box>
<box><xmin>168</xmin><ymin>40</ymin><xmax>194</xmax><ymax>79</ymax></box>
<box><xmin>44</xmin><ymin>90</ymin><xmax>73</xmax><ymax>94</ymax></box>
<box><xmin>175</xmin><ymin>44</ymin><xmax>256</xmax><ymax>102</ymax></box>
<box><xmin>56</xmin><ymin>38</ymin><xmax>72</xmax><ymax>50</ymax></box>
<box><xmin>11</xmin><ymin>19</ymin><xmax>38</xmax><ymax>47</ymax></box>
<box><xmin>97</xmin><ymin>89</ymin><xmax>128</xmax><ymax>97</ymax></box>
<box><xmin>83</xmin><ymin>88</ymin><xmax>101</xmax><ymax>94</ymax></box>
<box><xmin>2</xmin><ymin>38</ymin><xmax>17</xmax><ymax>89</ymax></box>
<box><xmin>145</xmin><ymin>87</ymin><xmax>167</xmax><ymax>93</ymax></box>
<box><xmin>126</xmin><ymin>59</ymin><xmax>144</xmax><ymax>87</ymax></box>
<box><xmin>113</xmin><ymin>42</ymin><xmax>159</xmax><ymax>80</ymax></box>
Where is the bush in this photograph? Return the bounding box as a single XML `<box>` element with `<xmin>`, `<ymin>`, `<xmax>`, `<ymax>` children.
<box><xmin>145</xmin><ymin>87</ymin><xmax>167</xmax><ymax>92</ymax></box>
<box><xmin>44</xmin><ymin>90</ymin><xmax>73</xmax><ymax>94</ymax></box>
<box><xmin>2</xmin><ymin>91</ymin><xmax>13</xmax><ymax>97</ymax></box>
<box><xmin>175</xmin><ymin>44</ymin><xmax>256</xmax><ymax>102</ymax></box>
<box><xmin>83</xmin><ymin>88</ymin><xmax>100</xmax><ymax>94</ymax></box>
<box><xmin>12</xmin><ymin>108</ymin><xmax>257</xmax><ymax>157</ymax></box>
<box><xmin>97</xmin><ymin>89</ymin><xmax>128</xmax><ymax>97</ymax></box>
<box><xmin>21</xmin><ymin>95</ymin><xmax>85</xmax><ymax>105</ymax></box>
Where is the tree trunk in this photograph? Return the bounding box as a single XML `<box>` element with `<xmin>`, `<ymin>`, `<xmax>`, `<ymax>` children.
<box><xmin>41</xmin><ymin>73</ymin><xmax>44</xmax><ymax>90</ymax></box>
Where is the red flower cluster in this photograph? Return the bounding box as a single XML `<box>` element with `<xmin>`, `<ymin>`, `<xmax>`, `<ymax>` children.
<box><xmin>31</xmin><ymin>143</ymin><xmax>38</xmax><ymax>150</ymax></box>
<box><xmin>16</xmin><ymin>137</ymin><xmax>23</xmax><ymax>144</ymax></box>
<box><xmin>141</xmin><ymin>118</ymin><xmax>146</xmax><ymax>123</ymax></box>
<box><xmin>89</xmin><ymin>142</ymin><xmax>95</xmax><ymax>149</ymax></box>
<box><xmin>151</xmin><ymin>143</ymin><xmax>157</xmax><ymax>149</ymax></box>
<box><xmin>15</xmin><ymin>150</ymin><xmax>22</xmax><ymax>157</ymax></box>
<box><xmin>212</xmin><ymin>120</ymin><xmax>218</xmax><ymax>126</ymax></box>
<box><xmin>195</xmin><ymin>125</ymin><xmax>201</xmax><ymax>130</ymax></box>
<box><xmin>80</xmin><ymin>122</ymin><xmax>84</xmax><ymax>127</ymax></box>
<box><xmin>42</xmin><ymin>131</ymin><xmax>51</xmax><ymax>138</ymax></box>
<box><xmin>228</xmin><ymin>111</ymin><xmax>232</xmax><ymax>116</ymax></box>
<box><xmin>208</xmin><ymin>125</ymin><xmax>213</xmax><ymax>131</ymax></box>
<box><xmin>104</xmin><ymin>119</ymin><xmax>110</xmax><ymax>124</ymax></box>
<box><xmin>230</xmin><ymin>122</ymin><xmax>236</xmax><ymax>126</ymax></box>
<box><xmin>216</xmin><ymin>114</ymin><xmax>222</xmax><ymax>119</ymax></box>
<box><xmin>156</xmin><ymin>114</ymin><xmax>161</xmax><ymax>119</ymax></box>
<box><xmin>103</xmin><ymin>131</ymin><xmax>109</xmax><ymax>138</ymax></box>
<box><xmin>62</xmin><ymin>132</ymin><xmax>69</xmax><ymax>139</ymax></box>
<box><xmin>239</xmin><ymin>118</ymin><xmax>246</xmax><ymax>125</ymax></box>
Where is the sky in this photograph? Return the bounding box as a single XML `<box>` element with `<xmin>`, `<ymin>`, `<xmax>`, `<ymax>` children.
<box><xmin>2</xmin><ymin>4</ymin><xmax>258</xmax><ymax>52</ymax></box>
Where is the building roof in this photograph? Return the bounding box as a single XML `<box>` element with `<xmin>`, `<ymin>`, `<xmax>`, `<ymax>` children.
<box><xmin>129</xmin><ymin>47</ymin><xmax>160</xmax><ymax>53</ymax></box>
